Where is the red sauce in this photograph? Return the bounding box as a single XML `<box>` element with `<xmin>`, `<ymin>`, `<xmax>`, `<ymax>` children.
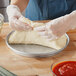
<box><xmin>53</xmin><ymin>61</ymin><xmax>76</xmax><ymax>76</ymax></box>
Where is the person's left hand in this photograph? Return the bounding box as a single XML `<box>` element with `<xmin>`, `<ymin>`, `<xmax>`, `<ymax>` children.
<box><xmin>34</xmin><ymin>11</ymin><xmax>76</xmax><ymax>41</ymax></box>
<box><xmin>34</xmin><ymin>23</ymin><xmax>58</xmax><ymax>41</ymax></box>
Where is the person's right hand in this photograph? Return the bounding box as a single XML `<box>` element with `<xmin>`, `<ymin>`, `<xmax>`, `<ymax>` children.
<box><xmin>6</xmin><ymin>5</ymin><xmax>32</xmax><ymax>31</ymax></box>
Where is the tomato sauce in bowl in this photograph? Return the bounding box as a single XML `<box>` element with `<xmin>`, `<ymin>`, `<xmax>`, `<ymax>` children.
<box><xmin>52</xmin><ymin>61</ymin><xmax>76</xmax><ymax>76</ymax></box>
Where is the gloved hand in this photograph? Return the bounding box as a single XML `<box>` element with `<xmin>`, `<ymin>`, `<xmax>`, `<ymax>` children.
<box><xmin>34</xmin><ymin>11</ymin><xmax>76</xmax><ymax>40</ymax></box>
<box><xmin>6</xmin><ymin>5</ymin><xmax>32</xmax><ymax>31</ymax></box>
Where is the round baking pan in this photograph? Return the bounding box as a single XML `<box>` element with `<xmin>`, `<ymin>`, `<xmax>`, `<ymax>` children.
<box><xmin>6</xmin><ymin>31</ymin><xmax>70</xmax><ymax>57</ymax></box>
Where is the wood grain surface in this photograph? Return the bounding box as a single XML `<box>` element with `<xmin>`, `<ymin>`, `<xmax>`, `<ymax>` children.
<box><xmin>0</xmin><ymin>21</ymin><xmax>76</xmax><ymax>76</ymax></box>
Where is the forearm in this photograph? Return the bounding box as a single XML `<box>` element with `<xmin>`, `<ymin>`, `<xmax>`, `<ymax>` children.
<box><xmin>68</xmin><ymin>10</ymin><xmax>76</xmax><ymax>29</ymax></box>
<box><xmin>60</xmin><ymin>10</ymin><xmax>76</xmax><ymax>29</ymax></box>
<box><xmin>48</xmin><ymin>10</ymin><xmax>76</xmax><ymax>30</ymax></box>
<box><xmin>10</xmin><ymin>0</ymin><xmax>29</xmax><ymax>12</ymax></box>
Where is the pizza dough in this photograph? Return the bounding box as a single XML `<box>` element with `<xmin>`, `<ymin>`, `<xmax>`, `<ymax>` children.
<box><xmin>8</xmin><ymin>16</ymin><xmax>67</xmax><ymax>50</ymax></box>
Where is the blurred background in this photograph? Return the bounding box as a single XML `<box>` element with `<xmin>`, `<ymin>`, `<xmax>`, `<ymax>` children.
<box><xmin>0</xmin><ymin>0</ymin><xmax>25</xmax><ymax>22</ymax></box>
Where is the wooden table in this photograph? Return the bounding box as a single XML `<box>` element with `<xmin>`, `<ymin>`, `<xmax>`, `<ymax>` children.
<box><xmin>0</xmin><ymin>21</ymin><xmax>76</xmax><ymax>76</ymax></box>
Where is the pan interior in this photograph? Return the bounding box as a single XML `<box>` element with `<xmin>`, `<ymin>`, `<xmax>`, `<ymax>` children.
<box><xmin>9</xmin><ymin>44</ymin><xmax>57</xmax><ymax>54</ymax></box>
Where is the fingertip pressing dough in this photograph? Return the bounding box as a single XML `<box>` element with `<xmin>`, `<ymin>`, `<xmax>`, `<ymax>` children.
<box><xmin>8</xmin><ymin>16</ymin><xmax>67</xmax><ymax>50</ymax></box>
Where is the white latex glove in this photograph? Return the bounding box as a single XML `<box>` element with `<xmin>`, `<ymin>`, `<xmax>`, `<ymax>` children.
<box><xmin>6</xmin><ymin>5</ymin><xmax>32</xmax><ymax>31</ymax></box>
<box><xmin>34</xmin><ymin>11</ymin><xmax>76</xmax><ymax>40</ymax></box>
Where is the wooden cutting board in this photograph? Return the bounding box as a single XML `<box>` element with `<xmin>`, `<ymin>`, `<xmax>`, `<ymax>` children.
<box><xmin>0</xmin><ymin>21</ymin><xmax>76</xmax><ymax>76</ymax></box>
